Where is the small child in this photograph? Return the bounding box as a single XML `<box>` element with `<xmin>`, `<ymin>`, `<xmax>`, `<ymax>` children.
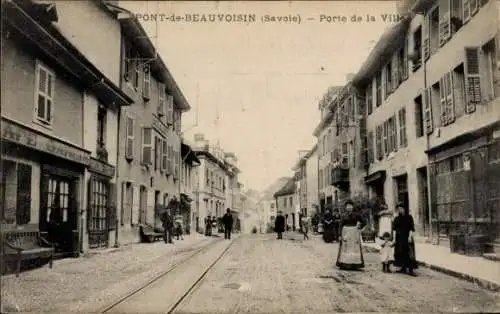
<box><xmin>380</xmin><ymin>232</ymin><xmax>394</xmax><ymax>273</ymax></box>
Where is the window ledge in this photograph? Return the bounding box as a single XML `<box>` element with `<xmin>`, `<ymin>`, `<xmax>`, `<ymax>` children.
<box><xmin>33</xmin><ymin>118</ymin><xmax>53</xmax><ymax>130</ymax></box>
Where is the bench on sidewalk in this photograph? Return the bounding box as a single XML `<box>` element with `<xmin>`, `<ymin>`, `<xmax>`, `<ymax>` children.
<box><xmin>1</xmin><ymin>229</ymin><xmax>54</xmax><ymax>277</ymax></box>
<box><xmin>139</xmin><ymin>224</ymin><xmax>163</xmax><ymax>243</ymax></box>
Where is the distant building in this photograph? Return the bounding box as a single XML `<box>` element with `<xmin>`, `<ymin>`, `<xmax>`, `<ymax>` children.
<box><xmin>180</xmin><ymin>141</ymin><xmax>200</xmax><ymax>234</ymax></box>
<box><xmin>273</xmin><ymin>178</ymin><xmax>297</xmax><ymax>231</ymax></box>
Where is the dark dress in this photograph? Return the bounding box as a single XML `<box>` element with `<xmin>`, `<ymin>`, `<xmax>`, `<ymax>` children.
<box><xmin>336</xmin><ymin>212</ymin><xmax>365</xmax><ymax>270</ymax></box>
<box><xmin>223</xmin><ymin>213</ymin><xmax>233</xmax><ymax>239</ymax></box>
<box><xmin>332</xmin><ymin>213</ymin><xmax>342</xmax><ymax>242</ymax></box>
<box><xmin>392</xmin><ymin>214</ymin><xmax>418</xmax><ymax>270</ymax></box>
<box><xmin>322</xmin><ymin>212</ymin><xmax>335</xmax><ymax>243</ymax></box>
<box><xmin>275</xmin><ymin>215</ymin><xmax>285</xmax><ymax>239</ymax></box>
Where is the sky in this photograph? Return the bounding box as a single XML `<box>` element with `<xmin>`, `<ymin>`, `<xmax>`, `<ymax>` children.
<box><xmin>121</xmin><ymin>1</ymin><xmax>398</xmax><ymax>191</ymax></box>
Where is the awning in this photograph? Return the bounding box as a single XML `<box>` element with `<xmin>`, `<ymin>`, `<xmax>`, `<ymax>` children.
<box><xmin>180</xmin><ymin>193</ymin><xmax>193</xmax><ymax>203</ymax></box>
<box><xmin>364</xmin><ymin>170</ymin><xmax>386</xmax><ymax>185</ymax></box>
<box><xmin>181</xmin><ymin>143</ymin><xmax>200</xmax><ymax>166</ymax></box>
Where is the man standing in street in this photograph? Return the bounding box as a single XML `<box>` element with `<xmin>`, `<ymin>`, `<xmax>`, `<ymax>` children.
<box><xmin>274</xmin><ymin>211</ymin><xmax>285</xmax><ymax>240</ymax></box>
<box><xmin>161</xmin><ymin>209</ymin><xmax>174</xmax><ymax>244</ymax></box>
<box><xmin>222</xmin><ymin>208</ymin><xmax>234</xmax><ymax>240</ymax></box>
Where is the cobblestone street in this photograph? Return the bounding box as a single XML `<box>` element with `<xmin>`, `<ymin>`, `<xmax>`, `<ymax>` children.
<box><xmin>175</xmin><ymin>233</ymin><xmax>500</xmax><ymax>313</ymax></box>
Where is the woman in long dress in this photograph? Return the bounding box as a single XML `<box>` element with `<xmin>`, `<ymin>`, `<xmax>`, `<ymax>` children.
<box><xmin>392</xmin><ymin>203</ymin><xmax>418</xmax><ymax>276</ymax></box>
<box><xmin>322</xmin><ymin>210</ymin><xmax>335</xmax><ymax>243</ymax></box>
<box><xmin>336</xmin><ymin>200</ymin><xmax>366</xmax><ymax>270</ymax></box>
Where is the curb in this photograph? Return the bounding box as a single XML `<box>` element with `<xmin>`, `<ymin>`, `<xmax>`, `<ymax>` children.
<box><xmin>362</xmin><ymin>243</ymin><xmax>500</xmax><ymax>292</ymax></box>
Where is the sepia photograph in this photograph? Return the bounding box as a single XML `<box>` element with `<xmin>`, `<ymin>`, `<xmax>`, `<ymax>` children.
<box><xmin>0</xmin><ymin>0</ymin><xmax>499</xmax><ymax>313</ymax></box>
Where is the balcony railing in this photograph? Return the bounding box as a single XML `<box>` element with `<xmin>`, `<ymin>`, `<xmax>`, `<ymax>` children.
<box><xmin>331</xmin><ymin>166</ymin><xmax>350</xmax><ymax>190</ymax></box>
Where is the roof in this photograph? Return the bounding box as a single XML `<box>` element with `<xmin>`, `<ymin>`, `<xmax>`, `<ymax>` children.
<box><xmin>3</xmin><ymin>0</ymin><xmax>133</xmax><ymax>108</ymax></box>
<box><xmin>313</xmin><ymin>86</ymin><xmax>343</xmax><ymax>136</ymax></box>
<box><xmin>181</xmin><ymin>142</ymin><xmax>200</xmax><ymax>166</ymax></box>
<box><xmin>102</xmin><ymin>1</ymin><xmax>191</xmax><ymax>112</ymax></box>
<box><xmin>273</xmin><ymin>178</ymin><xmax>296</xmax><ymax>198</ymax></box>
<box><xmin>259</xmin><ymin>177</ymin><xmax>291</xmax><ymax>201</ymax></box>
<box><xmin>352</xmin><ymin>17</ymin><xmax>412</xmax><ymax>87</ymax></box>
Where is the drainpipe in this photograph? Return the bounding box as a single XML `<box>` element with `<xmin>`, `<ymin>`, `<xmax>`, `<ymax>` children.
<box><xmin>114</xmin><ymin>105</ymin><xmax>121</xmax><ymax>248</ymax></box>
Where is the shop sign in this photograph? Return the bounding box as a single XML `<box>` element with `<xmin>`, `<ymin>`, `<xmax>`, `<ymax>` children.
<box><xmin>2</xmin><ymin>119</ymin><xmax>91</xmax><ymax>165</ymax></box>
<box><xmin>89</xmin><ymin>157</ymin><xmax>115</xmax><ymax>178</ymax></box>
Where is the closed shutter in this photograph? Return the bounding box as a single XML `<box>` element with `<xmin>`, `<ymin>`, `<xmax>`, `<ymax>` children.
<box><xmin>423</xmin><ymin>88</ymin><xmax>434</xmax><ymax>134</ymax></box>
<box><xmin>161</xmin><ymin>139</ymin><xmax>168</xmax><ymax>172</ymax></box>
<box><xmin>391</xmin><ymin>115</ymin><xmax>398</xmax><ymax>152</ymax></box>
<box><xmin>376</xmin><ymin>125</ymin><xmax>383</xmax><ymax>160</ymax></box>
<box><xmin>87</xmin><ymin>178</ymin><xmax>94</xmax><ymax>231</ymax></box>
<box><xmin>422</xmin><ymin>13</ymin><xmax>431</xmax><ymax>61</ymax></box>
<box><xmin>445</xmin><ymin>71</ymin><xmax>455</xmax><ymax>124</ymax></box>
<box><xmin>439</xmin><ymin>76</ymin><xmax>448</xmax><ymax>126</ymax></box>
<box><xmin>464</xmin><ymin>47</ymin><xmax>481</xmax><ymax>113</ymax></box>
<box><xmin>125</xmin><ymin>117</ymin><xmax>134</xmax><ymax>160</ymax></box>
<box><xmin>142</xmin><ymin>64</ymin><xmax>151</xmax><ymax>100</ymax></box>
<box><xmin>439</xmin><ymin>0</ymin><xmax>451</xmax><ymax>46</ymax></box>
<box><xmin>108</xmin><ymin>183</ymin><xmax>117</xmax><ymax>231</ymax></box>
<box><xmin>131</xmin><ymin>186</ymin><xmax>139</xmax><ymax>225</ymax></box>
<box><xmin>383</xmin><ymin>121</ymin><xmax>389</xmax><ymax>156</ymax></box>
<box><xmin>141</xmin><ymin>127</ymin><xmax>153</xmax><ymax>165</ymax></box>
<box><xmin>166</xmin><ymin>95</ymin><xmax>174</xmax><ymax>125</ymax></box>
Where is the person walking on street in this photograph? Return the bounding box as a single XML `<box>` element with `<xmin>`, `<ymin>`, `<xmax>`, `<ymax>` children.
<box><xmin>322</xmin><ymin>209</ymin><xmax>335</xmax><ymax>243</ymax></box>
<box><xmin>205</xmin><ymin>215</ymin><xmax>212</xmax><ymax>236</ymax></box>
<box><xmin>274</xmin><ymin>211</ymin><xmax>285</xmax><ymax>239</ymax></box>
<box><xmin>161</xmin><ymin>210</ymin><xmax>174</xmax><ymax>244</ymax></box>
<box><xmin>174</xmin><ymin>216</ymin><xmax>184</xmax><ymax>240</ymax></box>
<box><xmin>222</xmin><ymin>208</ymin><xmax>234</xmax><ymax>239</ymax></box>
<box><xmin>301</xmin><ymin>215</ymin><xmax>310</xmax><ymax>240</ymax></box>
<box><xmin>392</xmin><ymin>203</ymin><xmax>418</xmax><ymax>276</ymax></box>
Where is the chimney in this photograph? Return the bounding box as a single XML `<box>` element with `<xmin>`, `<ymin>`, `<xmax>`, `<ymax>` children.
<box><xmin>224</xmin><ymin>152</ymin><xmax>238</xmax><ymax>166</ymax></box>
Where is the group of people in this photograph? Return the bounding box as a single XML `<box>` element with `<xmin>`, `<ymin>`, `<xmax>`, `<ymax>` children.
<box><xmin>160</xmin><ymin>210</ymin><xmax>184</xmax><ymax>244</ymax></box>
<box><xmin>273</xmin><ymin>200</ymin><xmax>418</xmax><ymax>276</ymax></box>
<box><xmin>205</xmin><ymin>209</ymin><xmax>235</xmax><ymax>240</ymax></box>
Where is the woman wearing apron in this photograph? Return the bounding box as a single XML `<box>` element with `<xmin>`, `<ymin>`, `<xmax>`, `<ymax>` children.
<box><xmin>336</xmin><ymin>200</ymin><xmax>366</xmax><ymax>270</ymax></box>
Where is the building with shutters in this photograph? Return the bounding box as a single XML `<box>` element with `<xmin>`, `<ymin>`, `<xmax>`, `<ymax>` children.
<box><xmin>273</xmin><ymin>178</ymin><xmax>297</xmax><ymax>230</ymax></box>
<box><xmin>1</xmin><ymin>0</ymin><xmax>133</xmax><ymax>255</ymax></box>
<box><xmin>180</xmin><ymin>141</ymin><xmax>201</xmax><ymax>234</ymax></box>
<box><xmin>351</xmin><ymin>0</ymin><xmax>499</xmax><ymax>250</ymax></box>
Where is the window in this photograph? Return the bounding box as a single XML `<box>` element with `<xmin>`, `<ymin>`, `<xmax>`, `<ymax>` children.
<box><xmin>366</xmin><ymin>83</ymin><xmax>373</xmax><ymax>115</ymax></box>
<box><xmin>166</xmin><ymin>95</ymin><xmax>174</xmax><ymax>125</ymax></box>
<box><xmin>367</xmin><ymin>131</ymin><xmax>374</xmax><ymax>163</ymax></box>
<box><xmin>399</xmin><ymin>39</ymin><xmax>409</xmax><ymax>81</ymax></box>
<box><xmin>88</xmin><ymin>178</ymin><xmax>109</xmax><ymax>232</ymax></box>
<box><xmin>271</xmin><ymin>203</ymin><xmax>275</xmax><ymax>209</ymax></box>
<box><xmin>142</xmin><ymin>64</ymin><xmax>151</xmax><ymax>100</ymax></box>
<box><xmin>158</xmin><ymin>83</ymin><xmax>166</xmax><ymax>117</ymax></box>
<box><xmin>174</xmin><ymin>111</ymin><xmax>182</xmax><ymax>133</ymax></box>
<box><xmin>412</xmin><ymin>27</ymin><xmax>422</xmax><ymax>71</ymax></box>
<box><xmin>97</xmin><ymin>106</ymin><xmax>107</xmax><ymax>146</ymax></box>
<box><xmin>121</xmin><ymin>182</ymin><xmax>133</xmax><ymax>226</ymax></box>
<box><xmin>481</xmin><ymin>39</ymin><xmax>498</xmax><ymax>100</ymax></box>
<box><xmin>440</xmin><ymin>0</ymin><xmax>452</xmax><ymax>47</ymax></box>
<box><xmin>385</xmin><ymin>62</ymin><xmax>392</xmax><ymax>98</ymax></box>
<box><xmin>390</xmin><ymin>115</ymin><xmax>398</xmax><ymax>152</ymax></box>
<box><xmin>1</xmin><ymin>161</ymin><xmax>31</xmax><ymax>225</ymax></box>
<box><xmin>398</xmin><ymin>108</ymin><xmax>407</xmax><ymax>148</ymax></box>
<box><xmin>422</xmin><ymin>12</ymin><xmax>431</xmax><ymax>61</ymax></box>
<box><xmin>464</xmin><ymin>47</ymin><xmax>481</xmax><ymax>113</ymax></box>
<box><xmin>141</xmin><ymin>127</ymin><xmax>153</xmax><ymax>165</ymax></box>
<box><xmin>451</xmin><ymin>0</ymin><xmax>464</xmax><ymax>34</ymax></box>
<box><xmin>414</xmin><ymin>95</ymin><xmax>424</xmax><ymax>138</ymax></box>
<box><xmin>383</xmin><ymin>121</ymin><xmax>389</xmax><ymax>156</ymax></box>
<box><xmin>341</xmin><ymin>142</ymin><xmax>349</xmax><ymax>167</ymax></box>
<box><xmin>464</xmin><ymin>0</ymin><xmax>481</xmax><ymax>22</ymax></box>
<box><xmin>423</xmin><ymin>88</ymin><xmax>434</xmax><ymax>134</ymax></box>
<box><xmin>452</xmin><ymin>64</ymin><xmax>467</xmax><ymax>118</ymax></box>
<box><xmin>154</xmin><ymin>136</ymin><xmax>161</xmax><ymax>171</ymax></box>
<box><xmin>290</xmin><ymin>196</ymin><xmax>293</xmax><ymax>207</ymax></box>
<box><xmin>429</xmin><ymin>6</ymin><xmax>440</xmax><ymax>54</ymax></box>
<box><xmin>125</xmin><ymin>117</ymin><xmax>134</xmax><ymax>160</ymax></box>
<box><xmin>375</xmin><ymin>71</ymin><xmax>382</xmax><ymax>107</ymax></box>
<box><xmin>35</xmin><ymin>62</ymin><xmax>55</xmax><ymax>125</ymax></box>
<box><xmin>439</xmin><ymin>71</ymin><xmax>455</xmax><ymax>126</ymax></box>
<box><xmin>376</xmin><ymin>125</ymin><xmax>383</xmax><ymax>160</ymax></box>
<box><xmin>161</xmin><ymin>139</ymin><xmax>168</xmax><ymax>171</ymax></box>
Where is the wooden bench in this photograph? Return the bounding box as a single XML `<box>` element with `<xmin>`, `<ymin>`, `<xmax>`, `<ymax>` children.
<box><xmin>1</xmin><ymin>230</ymin><xmax>54</xmax><ymax>277</ymax></box>
<box><xmin>139</xmin><ymin>224</ymin><xmax>163</xmax><ymax>243</ymax></box>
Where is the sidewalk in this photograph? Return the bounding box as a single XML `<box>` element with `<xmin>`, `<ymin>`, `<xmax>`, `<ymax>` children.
<box><xmin>362</xmin><ymin>239</ymin><xmax>500</xmax><ymax>292</ymax></box>
<box><xmin>1</xmin><ymin>233</ymin><xmax>219</xmax><ymax>313</ymax></box>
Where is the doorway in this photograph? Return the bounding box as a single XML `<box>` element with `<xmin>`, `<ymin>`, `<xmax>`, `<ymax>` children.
<box><xmin>394</xmin><ymin>174</ymin><xmax>409</xmax><ymax>210</ymax></box>
<box><xmin>87</xmin><ymin>176</ymin><xmax>110</xmax><ymax>249</ymax></box>
<box><xmin>417</xmin><ymin>167</ymin><xmax>430</xmax><ymax>236</ymax></box>
<box><xmin>40</xmin><ymin>173</ymin><xmax>79</xmax><ymax>254</ymax></box>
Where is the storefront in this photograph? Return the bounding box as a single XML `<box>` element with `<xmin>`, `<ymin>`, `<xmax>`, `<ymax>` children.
<box><xmin>1</xmin><ymin>118</ymin><xmax>89</xmax><ymax>257</ymax></box>
<box><xmin>428</xmin><ymin>123</ymin><xmax>500</xmax><ymax>251</ymax></box>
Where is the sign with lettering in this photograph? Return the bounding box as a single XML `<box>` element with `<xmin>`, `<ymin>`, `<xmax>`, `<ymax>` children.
<box><xmin>1</xmin><ymin>118</ymin><xmax>91</xmax><ymax>165</ymax></box>
<box><xmin>89</xmin><ymin>157</ymin><xmax>115</xmax><ymax>178</ymax></box>
<box><xmin>152</xmin><ymin>116</ymin><xmax>168</xmax><ymax>138</ymax></box>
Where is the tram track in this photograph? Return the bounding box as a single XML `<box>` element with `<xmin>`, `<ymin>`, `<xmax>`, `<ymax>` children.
<box><xmin>100</xmin><ymin>236</ymin><xmax>237</xmax><ymax>313</ymax></box>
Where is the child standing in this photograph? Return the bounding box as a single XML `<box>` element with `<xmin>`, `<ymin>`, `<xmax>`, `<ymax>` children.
<box><xmin>380</xmin><ymin>232</ymin><xmax>394</xmax><ymax>273</ymax></box>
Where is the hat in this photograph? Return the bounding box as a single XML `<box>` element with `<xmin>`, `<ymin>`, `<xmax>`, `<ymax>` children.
<box><xmin>344</xmin><ymin>199</ymin><xmax>354</xmax><ymax>207</ymax></box>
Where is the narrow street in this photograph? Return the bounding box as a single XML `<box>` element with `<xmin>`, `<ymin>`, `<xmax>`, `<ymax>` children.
<box><xmin>110</xmin><ymin>233</ymin><xmax>500</xmax><ymax>313</ymax></box>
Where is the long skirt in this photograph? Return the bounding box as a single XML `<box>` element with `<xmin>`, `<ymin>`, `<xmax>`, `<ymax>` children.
<box><xmin>394</xmin><ymin>239</ymin><xmax>418</xmax><ymax>269</ymax></box>
<box><xmin>323</xmin><ymin>229</ymin><xmax>335</xmax><ymax>243</ymax></box>
<box><xmin>336</xmin><ymin>226</ymin><xmax>364</xmax><ymax>270</ymax></box>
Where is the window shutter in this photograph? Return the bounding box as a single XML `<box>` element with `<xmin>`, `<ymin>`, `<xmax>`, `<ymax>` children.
<box><xmin>366</xmin><ymin>83</ymin><xmax>373</xmax><ymax>115</ymax></box>
<box><xmin>470</xmin><ymin>0</ymin><xmax>479</xmax><ymax>16</ymax></box>
<box><xmin>423</xmin><ymin>88</ymin><xmax>434</xmax><ymax>134</ymax></box>
<box><xmin>452</xmin><ymin>70</ymin><xmax>466</xmax><ymax>117</ymax></box>
<box><xmin>367</xmin><ymin>131</ymin><xmax>374</xmax><ymax>164</ymax></box>
<box><xmin>155</xmin><ymin>136</ymin><xmax>161</xmax><ymax>170</ymax></box>
<box><xmin>141</xmin><ymin>127</ymin><xmax>152</xmax><ymax>165</ymax></box>
<box><xmin>445</xmin><ymin>71</ymin><xmax>455</xmax><ymax>124</ymax></box>
<box><xmin>167</xmin><ymin>145</ymin><xmax>173</xmax><ymax>174</ymax></box>
<box><xmin>384</xmin><ymin>66</ymin><xmax>390</xmax><ymax>98</ymax></box>
<box><xmin>158</xmin><ymin>84</ymin><xmax>165</xmax><ymax>116</ymax></box>
<box><xmin>383</xmin><ymin>121</ymin><xmax>389</xmax><ymax>155</ymax></box>
<box><xmin>16</xmin><ymin>163</ymin><xmax>32</xmax><ymax>225</ymax></box>
<box><xmin>463</xmin><ymin>0</ymin><xmax>471</xmax><ymax>22</ymax></box>
<box><xmin>161</xmin><ymin>139</ymin><xmax>168</xmax><ymax>171</ymax></box>
<box><xmin>392</xmin><ymin>115</ymin><xmax>398</xmax><ymax>152</ymax></box>
<box><xmin>439</xmin><ymin>77</ymin><xmax>448</xmax><ymax>126</ymax></box>
<box><xmin>125</xmin><ymin>117</ymin><xmax>134</xmax><ymax>160</ymax></box>
<box><xmin>166</xmin><ymin>95</ymin><xmax>174</xmax><ymax>125</ymax></box>
<box><xmin>422</xmin><ymin>13</ymin><xmax>431</xmax><ymax>61</ymax></box>
<box><xmin>120</xmin><ymin>181</ymin><xmax>126</xmax><ymax>225</ymax></box>
<box><xmin>464</xmin><ymin>47</ymin><xmax>481</xmax><ymax>113</ymax></box>
<box><xmin>108</xmin><ymin>183</ymin><xmax>117</xmax><ymax>231</ymax></box>
<box><xmin>403</xmin><ymin>38</ymin><xmax>409</xmax><ymax>80</ymax></box>
<box><xmin>87</xmin><ymin>178</ymin><xmax>94</xmax><ymax>231</ymax></box>
<box><xmin>142</xmin><ymin>64</ymin><xmax>151</xmax><ymax>100</ymax></box>
<box><xmin>439</xmin><ymin>0</ymin><xmax>452</xmax><ymax>47</ymax></box>
<box><xmin>376</xmin><ymin>125</ymin><xmax>383</xmax><ymax>160</ymax></box>
<box><xmin>392</xmin><ymin>55</ymin><xmax>399</xmax><ymax>90</ymax></box>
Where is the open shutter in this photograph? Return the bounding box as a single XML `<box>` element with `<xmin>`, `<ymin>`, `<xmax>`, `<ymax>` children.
<box><xmin>120</xmin><ymin>181</ymin><xmax>126</xmax><ymax>225</ymax></box>
<box><xmin>445</xmin><ymin>72</ymin><xmax>455</xmax><ymax>124</ymax></box>
<box><xmin>87</xmin><ymin>178</ymin><xmax>94</xmax><ymax>232</ymax></box>
<box><xmin>424</xmin><ymin>88</ymin><xmax>434</xmax><ymax>134</ymax></box>
<box><xmin>367</xmin><ymin>131</ymin><xmax>374</xmax><ymax>164</ymax></box>
<box><xmin>141</xmin><ymin>127</ymin><xmax>152</xmax><ymax>165</ymax></box>
<box><xmin>463</xmin><ymin>0</ymin><xmax>472</xmax><ymax>22</ymax></box>
<box><xmin>392</xmin><ymin>55</ymin><xmax>399</xmax><ymax>90</ymax></box>
<box><xmin>142</xmin><ymin>64</ymin><xmax>151</xmax><ymax>100</ymax></box>
<box><xmin>366</xmin><ymin>83</ymin><xmax>373</xmax><ymax>115</ymax></box>
<box><xmin>439</xmin><ymin>76</ymin><xmax>448</xmax><ymax>126</ymax></box>
<box><xmin>161</xmin><ymin>139</ymin><xmax>168</xmax><ymax>172</ymax></box>
<box><xmin>166</xmin><ymin>95</ymin><xmax>174</xmax><ymax>125</ymax></box>
<box><xmin>108</xmin><ymin>183</ymin><xmax>117</xmax><ymax>231</ymax></box>
<box><xmin>125</xmin><ymin>117</ymin><xmax>134</xmax><ymax>160</ymax></box>
<box><xmin>422</xmin><ymin>13</ymin><xmax>431</xmax><ymax>61</ymax></box>
<box><xmin>376</xmin><ymin>125</ymin><xmax>382</xmax><ymax>160</ymax></box>
<box><xmin>439</xmin><ymin>0</ymin><xmax>451</xmax><ymax>47</ymax></box>
<box><xmin>402</xmin><ymin>38</ymin><xmax>409</xmax><ymax>80</ymax></box>
<box><xmin>155</xmin><ymin>136</ymin><xmax>161</xmax><ymax>170</ymax></box>
<box><xmin>464</xmin><ymin>47</ymin><xmax>481</xmax><ymax>113</ymax></box>
<box><xmin>391</xmin><ymin>115</ymin><xmax>398</xmax><ymax>152</ymax></box>
<box><xmin>158</xmin><ymin>83</ymin><xmax>165</xmax><ymax>116</ymax></box>
<box><xmin>470</xmin><ymin>0</ymin><xmax>479</xmax><ymax>17</ymax></box>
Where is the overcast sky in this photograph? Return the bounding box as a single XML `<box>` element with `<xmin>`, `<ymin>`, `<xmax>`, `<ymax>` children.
<box><xmin>122</xmin><ymin>1</ymin><xmax>398</xmax><ymax>191</ymax></box>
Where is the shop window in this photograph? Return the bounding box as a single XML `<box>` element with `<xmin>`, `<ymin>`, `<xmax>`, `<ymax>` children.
<box><xmin>1</xmin><ymin>161</ymin><xmax>31</xmax><ymax>225</ymax></box>
<box><xmin>88</xmin><ymin>178</ymin><xmax>108</xmax><ymax>231</ymax></box>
